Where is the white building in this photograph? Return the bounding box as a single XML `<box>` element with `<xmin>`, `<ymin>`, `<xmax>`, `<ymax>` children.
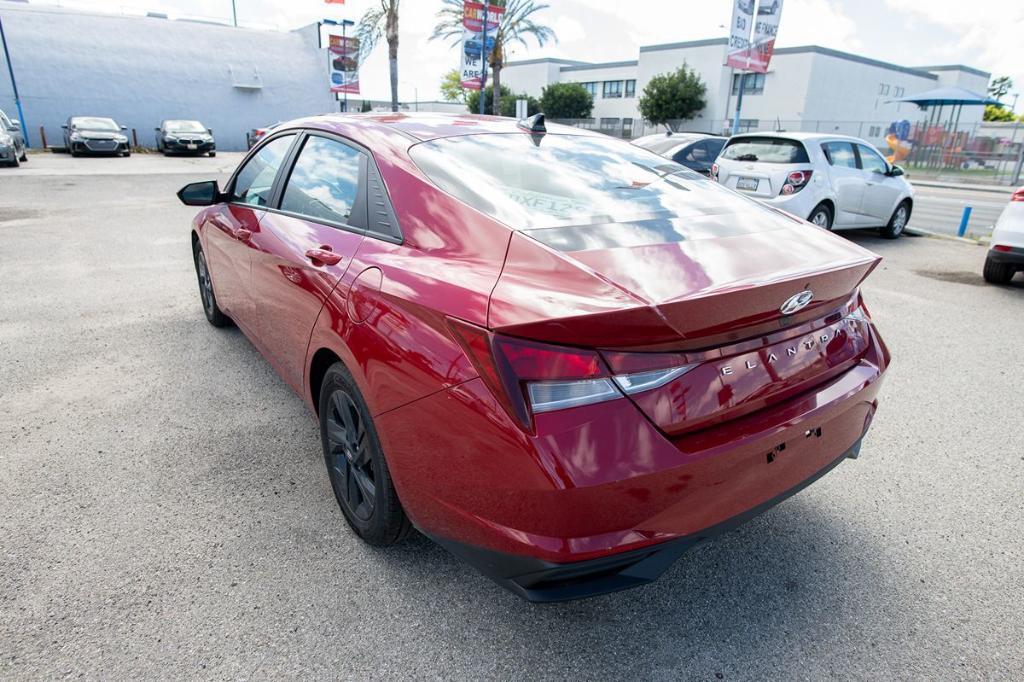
<box><xmin>501</xmin><ymin>38</ymin><xmax>990</xmax><ymax>143</ymax></box>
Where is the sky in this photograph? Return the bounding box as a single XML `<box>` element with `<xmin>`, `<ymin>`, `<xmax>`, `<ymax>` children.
<box><xmin>26</xmin><ymin>0</ymin><xmax>1024</xmax><ymax>109</ymax></box>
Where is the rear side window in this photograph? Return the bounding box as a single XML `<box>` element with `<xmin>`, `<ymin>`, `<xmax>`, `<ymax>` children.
<box><xmin>280</xmin><ymin>135</ymin><xmax>365</xmax><ymax>226</ymax></box>
<box><xmin>822</xmin><ymin>141</ymin><xmax>857</xmax><ymax>169</ymax></box>
<box><xmin>720</xmin><ymin>137</ymin><xmax>809</xmax><ymax>163</ymax></box>
<box><xmin>232</xmin><ymin>135</ymin><xmax>295</xmax><ymax>207</ymax></box>
<box><xmin>680</xmin><ymin>141</ymin><xmax>710</xmax><ymax>162</ymax></box>
<box><xmin>705</xmin><ymin>138</ymin><xmax>726</xmax><ymax>159</ymax></box>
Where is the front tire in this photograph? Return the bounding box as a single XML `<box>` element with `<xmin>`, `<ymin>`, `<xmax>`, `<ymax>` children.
<box><xmin>880</xmin><ymin>200</ymin><xmax>910</xmax><ymax>239</ymax></box>
<box><xmin>192</xmin><ymin>241</ymin><xmax>230</xmax><ymax>327</ymax></box>
<box><xmin>208</xmin><ymin>151</ymin><xmax>216</xmax><ymax>157</ymax></box>
<box><xmin>808</xmin><ymin>203</ymin><xmax>833</xmax><ymax>229</ymax></box>
<box><xmin>983</xmin><ymin>255</ymin><xmax>1016</xmax><ymax>284</ymax></box>
<box><xmin>319</xmin><ymin>363</ymin><xmax>411</xmax><ymax>546</ymax></box>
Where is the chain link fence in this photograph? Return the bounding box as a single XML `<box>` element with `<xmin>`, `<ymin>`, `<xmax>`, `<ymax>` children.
<box><xmin>550</xmin><ymin>117</ymin><xmax>1024</xmax><ymax>186</ymax></box>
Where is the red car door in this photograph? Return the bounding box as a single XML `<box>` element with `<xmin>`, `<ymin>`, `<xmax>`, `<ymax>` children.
<box><xmin>249</xmin><ymin>133</ymin><xmax>369</xmax><ymax>392</ymax></box>
<box><xmin>203</xmin><ymin>134</ymin><xmax>296</xmax><ymax>331</ymax></box>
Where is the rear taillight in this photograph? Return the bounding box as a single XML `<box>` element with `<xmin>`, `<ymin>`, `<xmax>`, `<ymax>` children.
<box><xmin>448</xmin><ymin>319</ymin><xmax>694</xmax><ymax>429</ymax></box>
<box><xmin>993</xmin><ymin>244</ymin><xmax>1012</xmax><ymax>252</ymax></box>
<box><xmin>780</xmin><ymin>169</ymin><xmax>812</xmax><ymax>195</ymax></box>
<box><xmin>1011</xmin><ymin>187</ymin><xmax>1024</xmax><ymax>202</ymax></box>
<box><xmin>710</xmin><ymin>163</ymin><xmax>719</xmax><ymax>181</ymax></box>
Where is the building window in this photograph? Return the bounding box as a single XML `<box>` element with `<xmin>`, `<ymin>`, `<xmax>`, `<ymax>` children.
<box><xmin>625</xmin><ymin>79</ymin><xmax>636</xmax><ymax>98</ymax></box>
<box><xmin>731</xmin><ymin>72</ymin><xmax>765</xmax><ymax>95</ymax></box>
<box><xmin>579</xmin><ymin>82</ymin><xmax>597</xmax><ymax>97</ymax></box>
<box><xmin>599</xmin><ymin>117</ymin><xmax>620</xmax><ymax>130</ymax></box>
<box><xmin>868</xmin><ymin>125</ymin><xmax>882</xmax><ymax>137</ymax></box>
<box><xmin>894</xmin><ymin>86</ymin><xmax>905</xmax><ymax>97</ymax></box>
<box><xmin>602</xmin><ymin>80</ymin><xmax>623</xmax><ymax>98</ymax></box>
<box><xmin>878</xmin><ymin>83</ymin><xmax>890</xmax><ymax>95</ymax></box>
<box><xmin>622</xmin><ymin>117</ymin><xmax>633</xmax><ymax>134</ymax></box>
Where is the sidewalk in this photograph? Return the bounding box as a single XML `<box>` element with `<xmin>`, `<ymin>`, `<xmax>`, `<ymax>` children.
<box><xmin>909</xmin><ymin>178</ymin><xmax>1016</xmax><ymax>194</ymax></box>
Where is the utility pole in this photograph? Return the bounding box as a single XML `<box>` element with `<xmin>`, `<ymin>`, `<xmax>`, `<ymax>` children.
<box><xmin>478</xmin><ymin>3</ymin><xmax>488</xmax><ymax>115</ymax></box>
<box><xmin>231</xmin><ymin>0</ymin><xmax>238</xmax><ymax>27</ymax></box>
<box><xmin>0</xmin><ymin>14</ymin><xmax>28</xmax><ymax>147</ymax></box>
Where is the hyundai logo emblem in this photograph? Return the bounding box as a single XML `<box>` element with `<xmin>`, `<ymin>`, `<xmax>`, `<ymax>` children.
<box><xmin>780</xmin><ymin>290</ymin><xmax>814</xmax><ymax>315</ymax></box>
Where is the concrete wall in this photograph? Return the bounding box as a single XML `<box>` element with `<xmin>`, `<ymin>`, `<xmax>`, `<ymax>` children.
<box><xmin>0</xmin><ymin>2</ymin><xmax>337</xmax><ymax>150</ymax></box>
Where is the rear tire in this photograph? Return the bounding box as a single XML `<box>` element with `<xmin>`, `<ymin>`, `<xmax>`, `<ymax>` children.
<box><xmin>192</xmin><ymin>241</ymin><xmax>230</xmax><ymax>327</ymax></box>
<box><xmin>208</xmin><ymin>151</ymin><xmax>216</xmax><ymax>157</ymax></box>
<box><xmin>19</xmin><ymin>149</ymin><xmax>27</xmax><ymax>162</ymax></box>
<box><xmin>983</xmin><ymin>255</ymin><xmax>1016</xmax><ymax>284</ymax></box>
<box><xmin>319</xmin><ymin>363</ymin><xmax>411</xmax><ymax>546</ymax></box>
<box><xmin>880</xmin><ymin>200</ymin><xmax>910</xmax><ymax>239</ymax></box>
<box><xmin>808</xmin><ymin>203</ymin><xmax>833</xmax><ymax>229</ymax></box>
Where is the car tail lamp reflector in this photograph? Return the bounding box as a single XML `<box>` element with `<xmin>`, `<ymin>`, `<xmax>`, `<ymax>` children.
<box><xmin>993</xmin><ymin>244</ymin><xmax>1012</xmax><ymax>252</ymax></box>
<box><xmin>1011</xmin><ymin>187</ymin><xmax>1024</xmax><ymax>202</ymax></box>
<box><xmin>448</xmin><ymin>319</ymin><xmax>694</xmax><ymax>429</ymax></box>
<box><xmin>710</xmin><ymin>163</ymin><xmax>719</xmax><ymax>181</ymax></box>
<box><xmin>781</xmin><ymin>169</ymin><xmax>812</xmax><ymax>195</ymax></box>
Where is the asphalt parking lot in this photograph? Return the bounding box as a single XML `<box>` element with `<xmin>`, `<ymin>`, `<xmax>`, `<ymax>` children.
<box><xmin>1</xmin><ymin>155</ymin><xmax>1022</xmax><ymax>679</ymax></box>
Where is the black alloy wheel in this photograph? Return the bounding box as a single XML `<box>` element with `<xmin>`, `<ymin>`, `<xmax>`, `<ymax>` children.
<box><xmin>318</xmin><ymin>364</ymin><xmax>411</xmax><ymax>545</ymax></box>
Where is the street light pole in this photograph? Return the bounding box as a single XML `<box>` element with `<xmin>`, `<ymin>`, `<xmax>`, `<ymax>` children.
<box><xmin>0</xmin><ymin>14</ymin><xmax>28</xmax><ymax>147</ymax></box>
<box><xmin>231</xmin><ymin>0</ymin><xmax>237</xmax><ymax>27</ymax></box>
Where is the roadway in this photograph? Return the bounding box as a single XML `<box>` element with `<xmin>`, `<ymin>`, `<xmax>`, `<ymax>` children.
<box><xmin>908</xmin><ymin>182</ymin><xmax>1012</xmax><ymax>239</ymax></box>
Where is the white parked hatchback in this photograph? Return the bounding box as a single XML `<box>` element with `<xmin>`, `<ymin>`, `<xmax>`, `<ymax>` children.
<box><xmin>983</xmin><ymin>186</ymin><xmax>1024</xmax><ymax>284</ymax></box>
<box><xmin>713</xmin><ymin>132</ymin><xmax>915</xmax><ymax>238</ymax></box>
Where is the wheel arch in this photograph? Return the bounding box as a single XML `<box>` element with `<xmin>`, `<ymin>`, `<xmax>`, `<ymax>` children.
<box><xmin>308</xmin><ymin>347</ymin><xmax>344</xmax><ymax>417</ymax></box>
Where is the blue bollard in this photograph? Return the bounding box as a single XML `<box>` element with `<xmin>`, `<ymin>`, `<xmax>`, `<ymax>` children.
<box><xmin>957</xmin><ymin>206</ymin><xmax>972</xmax><ymax>238</ymax></box>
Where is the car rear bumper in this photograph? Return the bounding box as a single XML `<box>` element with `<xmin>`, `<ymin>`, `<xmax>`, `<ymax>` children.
<box><xmin>429</xmin><ymin>437</ymin><xmax>862</xmax><ymax>602</ymax></box>
<box><xmin>987</xmin><ymin>245</ymin><xmax>1024</xmax><ymax>265</ymax></box>
<box><xmin>378</xmin><ymin>321</ymin><xmax>889</xmax><ymax>600</ymax></box>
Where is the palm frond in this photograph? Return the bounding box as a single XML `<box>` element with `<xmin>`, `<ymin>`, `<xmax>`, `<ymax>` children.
<box><xmin>356</xmin><ymin>7</ymin><xmax>385</xmax><ymax>62</ymax></box>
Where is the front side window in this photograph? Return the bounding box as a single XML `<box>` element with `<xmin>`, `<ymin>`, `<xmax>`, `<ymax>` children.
<box><xmin>720</xmin><ymin>136</ymin><xmax>809</xmax><ymax>163</ymax></box>
<box><xmin>0</xmin><ymin>110</ymin><xmax>11</xmax><ymax>129</ymax></box>
<box><xmin>231</xmin><ymin>134</ymin><xmax>295</xmax><ymax>207</ymax></box>
<box><xmin>602</xmin><ymin>80</ymin><xmax>622</xmax><ymax>98</ymax></box>
<box><xmin>822</xmin><ymin>141</ymin><xmax>857</xmax><ymax>169</ymax></box>
<box><xmin>681</xmin><ymin>141</ymin><xmax>709</xmax><ymax>162</ymax></box>
<box><xmin>409</xmin><ymin>132</ymin><xmax>766</xmax><ymax>233</ymax></box>
<box><xmin>857</xmin><ymin>143</ymin><xmax>889</xmax><ymax>174</ymax></box>
<box><xmin>280</xmin><ymin>135</ymin><xmax>364</xmax><ymax>226</ymax></box>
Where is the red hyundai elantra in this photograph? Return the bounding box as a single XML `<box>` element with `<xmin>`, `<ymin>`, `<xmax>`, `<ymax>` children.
<box><xmin>178</xmin><ymin>113</ymin><xmax>890</xmax><ymax>602</ymax></box>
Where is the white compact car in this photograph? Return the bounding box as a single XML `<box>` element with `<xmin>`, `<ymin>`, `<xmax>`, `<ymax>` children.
<box><xmin>983</xmin><ymin>186</ymin><xmax>1024</xmax><ymax>284</ymax></box>
<box><xmin>713</xmin><ymin>132</ymin><xmax>915</xmax><ymax>238</ymax></box>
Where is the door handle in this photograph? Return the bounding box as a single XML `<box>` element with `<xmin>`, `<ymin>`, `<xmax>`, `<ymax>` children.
<box><xmin>305</xmin><ymin>247</ymin><xmax>343</xmax><ymax>266</ymax></box>
<box><xmin>233</xmin><ymin>228</ymin><xmax>252</xmax><ymax>241</ymax></box>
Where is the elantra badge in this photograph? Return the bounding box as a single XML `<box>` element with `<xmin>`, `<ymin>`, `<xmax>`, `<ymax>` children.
<box><xmin>780</xmin><ymin>290</ymin><xmax>813</xmax><ymax>315</ymax></box>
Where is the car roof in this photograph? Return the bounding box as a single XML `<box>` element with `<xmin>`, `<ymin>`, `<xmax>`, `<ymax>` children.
<box><xmin>729</xmin><ymin>131</ymin><xmax>868</xmax><ymax>144</ymax></box>
<box><xmin>280</xmin><ymin>112</ymin><xmax>608</xmax><ymax>144</ymax></box>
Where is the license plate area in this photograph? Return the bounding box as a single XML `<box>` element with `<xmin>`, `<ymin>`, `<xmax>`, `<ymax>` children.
<box><xmin>736</xmin><ymin>177</ymin><xmax>759</xmax><ymax>191</ymax></box>
<box><xmin>187</xmin><ymin>143</ymin><xmax>197</xmax><ymax>150</ymax></box>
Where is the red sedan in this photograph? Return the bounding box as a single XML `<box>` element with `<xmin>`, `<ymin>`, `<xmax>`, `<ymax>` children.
<box><xmin>178</xmin><ymin>113</ymin><xmax>890</xmax><ymax>602</ymax></box>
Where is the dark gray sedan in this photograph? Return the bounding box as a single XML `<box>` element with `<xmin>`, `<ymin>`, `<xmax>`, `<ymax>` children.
<box><xmin>0</xmin><ymin>108</ymin><xmax>27</xmax><ymax>167</ymax></box>
<box><xmin>62</xmin><ymin>116</ymin><xmax>130</xmax><ymax>157</ymax></box>
<box><xmin>155</xmin><ymin>120</ymin><xmax>215</xmax><ymax>156</ymax></box>
<box><xmin>632</xmin><ymin>132</ymin><xmax>726</xmax><ymax>177</ymax></box>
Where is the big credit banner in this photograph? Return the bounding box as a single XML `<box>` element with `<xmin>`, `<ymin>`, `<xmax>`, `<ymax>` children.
<box><xmin>459</xmin><ymin>1</ymin><xmax>505</xmax><ymax>91</ymax></box>
<box><xmin>328</xmin><ymin>34</ymin><xmax>360</xmax><ymax>94</ymax></box>
<box><xmin>726</xmin><ymin>0</ymin><xmax>784</xmax><ymax>74</ymax></box>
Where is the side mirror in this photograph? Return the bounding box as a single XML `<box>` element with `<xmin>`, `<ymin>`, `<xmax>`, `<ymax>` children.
<box><xmin>207</xmin><ymin>129</ymin><xmax>213</xmax><ymax>135</ymax></box>
<box><xmin>120</xmin><ymin>125</ymin><xmax>128</xmax><ymax>131</ymax></box>
<box><xmin>888</xmin><ymin>165</ymin><xmax>905</xmax><ymax>177</ymax></box>
<box><xmin>10</xmin><ymin>120</ymin><xmax>20</xmax><ymax>131</ymax></box>
<box><xmin>62</xmin><ymin>124</ymin><xmax>68</xmax><ymax>129</ymax></box>
<box><xmin>177</xmin><ymin>180</ymin><xmax>222</xmax><ymax>207</ymax></box>
<box><xmin>154</xmin><ymin>127</ymin><xmax>160</xmax><ymax>132</ymax></box>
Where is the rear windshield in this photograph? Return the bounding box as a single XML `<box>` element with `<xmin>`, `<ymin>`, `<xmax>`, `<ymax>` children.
<box><xmin>408</xmin><ymin>133</ymin><xmax>757</xmax><ymax>231</ymax></box>
<box><xmin>720</xmin><ymin>137</ymin><xmax>809</xmax><ymax>164</ymax></box>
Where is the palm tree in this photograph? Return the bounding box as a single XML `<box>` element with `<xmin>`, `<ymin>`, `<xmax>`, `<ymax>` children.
<box><xmin>357</xmin><ymin>0</ymin><xmax>401</xmax><ymax>112</ymax></box>
<box><xmin>431</xmin><ymin>0</ymin><xmax>556</xmax><ymax>116</ymax></box>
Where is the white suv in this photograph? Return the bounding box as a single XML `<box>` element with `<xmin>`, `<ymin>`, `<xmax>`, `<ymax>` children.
<box><xmin>983</xmin><ymin>186</ymin><xmax>1024</xmax><ymax>284</ymax></box>
<box><xmin>713</xmin><ymin>132</ymin><xmax>915</xmax><ymax>239</ymax></box>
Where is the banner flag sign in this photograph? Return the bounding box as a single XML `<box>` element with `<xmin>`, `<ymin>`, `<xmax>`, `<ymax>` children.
<box><xmin>328</xmin><ymin>34</ymin><xmax>360</xmax><ymax>94</ymax></box>
<box><xmin>725</xmin><ymin>0</ymin><xmax>754</xmax><ymax>70</ymax></box>
<box><xmin>459</xmin><ymin>1</ymin><xmax>505</xmax><ymax>90</ymax></box>
<box><xmin>726</xmin><ymin>0</ymin><xmax>784</xmax><ymax>73</ymax></box>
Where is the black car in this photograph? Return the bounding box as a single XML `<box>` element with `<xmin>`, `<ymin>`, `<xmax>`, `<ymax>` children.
<box><xmin>0</xmin><ymin>108</ymin><xmax>28</xmax><ymax>167</ymax></box>
<box><xmin>155</xmin><ymin>120</ymin><xmax>216</xmax><ymax>156</ymax></box>
<box><xmin>62</xmin><ymin>116</ymin><xmax>130</xmax><ymax>157</ymax></box>
<box><xmin>632</xmin><ymin>132</ymin><xmax>727</xmax><ymax>177</ymax></box>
